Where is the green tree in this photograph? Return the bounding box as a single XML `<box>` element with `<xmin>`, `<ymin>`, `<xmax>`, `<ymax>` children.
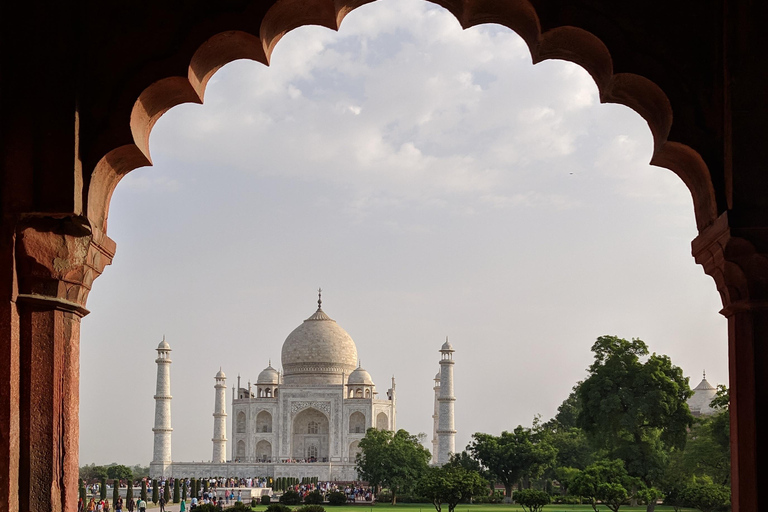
<box><xmin>514</xmin><ymin>489</ymin><xmax>550</xmax><ymax>512</ymax></box>
<box><xmin>190</xmin><ymin>478</ymin><xmax>197</xmax><ymax>498</ymax></box>
<box><xmin>107</xmin><ymin>465</ymin><xmax>133</xmax><ymax>481</ymax></box>
<box><xmin>79</xmin><ymin>479</ymin><xmax>86</xmax><ymax>501</ymax></box>
<box><xmin>113</xmin><ymin>479</ymin><xmax>119</xmax><ymax>505</ymax></box>
<box><xmin>182</xmin><ymin>479</ymin><xmax>187</xmax><ymax>501</ymax></box>
<box><xmin>357</xmin><ymin>428</ymin><xmax>431</xmax><ymax>504</ymax></box>
<box><xmin>570</xmin><ymin>459</ymin><xmax>639</xmax><ymax>512</ymax></box>
<box><xmin>152</xmin><ymin>479</ymin><xmax>159</xmax><ymax>504</ymax></box>
<box><xmin>448</xmin><ymin>451</ymin><xmax>494</xmax><ymax>495</ymax></box>
<box><xmin>173</xmin><ymin>479</ymin><xmax>180</xmax><ymax>503</ymax></box>
<box><xmin>554</xmin><ymin>467</ymin><xmax>581</xmax><ymax>496</ymax></box>
<box><xmin>101</xmin><ymin>477</ymin><xmax>107</xmax><ymax>500</ymax></box>
<box><xmin>416</xmin><ymin>465</ymin><xmax>487</xmax><ymax>512</ymax></box>
<box><xmin>126</xmin><ymin>483</ymin><xmax>133</xmax><ymax>503</ymax></box>
<box><xmin>141</xmin><ymin>480</ymin><xmax>147</xmax><ymax>501</ymax></box>
<box><xmin>467</xmin><ymin>425</ymin><xmax>556</xmax><ymax>500</ymax></box>
<box><xmin>164</xmin><ymin>479</ymin><xmax>171</xmax><ymax>503</ymax></box>
<box><xmin>577</xmin><ymin>335</ymin><xmax>693</xmax><ymax>502</ymax></box>
<box><xmin>80</xmin><ymin>464</ymin><xmax>109</xmax><ymax>482</ymax></box>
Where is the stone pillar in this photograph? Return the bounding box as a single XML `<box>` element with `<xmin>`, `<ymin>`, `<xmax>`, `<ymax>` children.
<box><xmin>431</xmin><ymin>372</ymin><xmax>440</xmax><ymax>464</ymax></box>
<box><xmin>437</xmin><ymin>339</ymin><xmax>456</xmax><ymax>465</ymax></box>
<box><xmin>13</xmin><ymin>216</ymin><xmax>114</xmax><ymax>512</ymax></box>
<box><xmin>692</xmin><ymin>212</ymin><xmax>768</xmax><ymax>512</ymax></box>
<box><xmin>150</xmin><ymin>339</ymin><xmax>172</xmax><ymax>477</ymax></box>
<box><xmin>212</xmin><ymin>369</ymin><xmax>227</xmax><ymax>463</ymax></box>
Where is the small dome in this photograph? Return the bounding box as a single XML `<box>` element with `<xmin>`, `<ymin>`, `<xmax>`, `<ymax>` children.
<box><xmin>257</xmin><ymin>363</ymin><xmax>280</xmax><ymax>385</ymax></box>
<box><xmin>434</xmin><ymin>372</ymin><xmax>441</xmax><ymax>381</ymax></box>
<box><xmin>157</xmin><ymin>338</ymin><xmax>171</xmax><ymax>351</ymax></box>
<box><xmin>215</xmin><ymin>368</ymin><xmax>226</xmax><ymax>379</ymax></box>
<box><xmin>348</xmin><ymin>366</ymin><xmax>374</xmax><ymax>386</ymax></box>
<box><xmin>687</xmin><ymin>373</ymin><xmax>718</xmax><ymax>417</ymax></box>
<box><xmin>441</xmin><ymin>339</ymin><xmax>454</xmax><ymax>351</ymax></box>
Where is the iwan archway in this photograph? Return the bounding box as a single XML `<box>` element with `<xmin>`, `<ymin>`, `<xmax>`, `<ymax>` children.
<box><xmin>2</xmin><ymin>1</ymin><xmax>767</xmax><ymax>511</ymax></box>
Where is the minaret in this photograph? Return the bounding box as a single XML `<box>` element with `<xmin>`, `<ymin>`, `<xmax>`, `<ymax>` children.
<box><xmin>431</xmin><ymin>371</ymin><xmax>440</xmax><ymax>464</ymax></box>
<box><xmin>437</xmin><ymin>337</ymin><xmax>456</xmax><ymax>465</ymax></box>
<box><xmin>150</xmin><ymin>337</ymin><xmax>173</xmax><ymax>478</ymax></box>
<box><xmin>212</xmin><ymin>368</ymin><xmax>227</xmax><ymax>463</ymax></box>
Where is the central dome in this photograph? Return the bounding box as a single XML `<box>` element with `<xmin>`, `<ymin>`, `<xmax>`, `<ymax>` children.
<box><xmin>281</xmin><ymin>300</ymin><xmax>358</xmax><ymax>385</ymax></box>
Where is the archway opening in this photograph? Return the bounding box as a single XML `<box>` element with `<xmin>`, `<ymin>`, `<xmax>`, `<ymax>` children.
<box><xmin>79</xmin><ymin>0</ymin><xmax>726</xmax><ymax>476</ymax></box>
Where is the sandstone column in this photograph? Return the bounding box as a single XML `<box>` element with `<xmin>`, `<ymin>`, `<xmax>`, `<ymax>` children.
<box><xmin>14</xmin><ymin>216</ymin><xmax>114</xmax><ymax>512</ymax></box>
<box><xmin>692</xmin><ymin>212</ymin><xmax>768</xmax><ymax>512</ymax></box>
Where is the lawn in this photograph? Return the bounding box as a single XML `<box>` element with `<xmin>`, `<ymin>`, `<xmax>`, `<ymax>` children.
<box><xmin>246</xmin><ymin>504</ymin><xmax>697</xmax><ymax>512</ymax></box>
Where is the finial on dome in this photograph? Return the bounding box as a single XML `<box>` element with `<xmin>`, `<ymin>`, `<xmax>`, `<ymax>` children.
<box><xmin>269</xmin><ymin>358</ymin><xmax>272</xmax><ymax>367</ymax></box>
<box><xmin>318</xmin><ymin>287</ymin><xmax>323</xmax><ymax>309</ymax></box>
<box><xmin>703</xmin><ymin>369</ymin><xmax>706</xmax><ymax>380</ymax></box>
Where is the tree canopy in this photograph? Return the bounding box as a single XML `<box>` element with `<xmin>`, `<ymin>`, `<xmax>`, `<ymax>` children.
<box><xmin>577</xmin><ymin>335</ymin><xmax>693</xmax><ymax>487</ymax></box>
<box><xmin>356</xmin><ymin>428</ymin><xmax>431</xmax><ymax>504</ymax></box>
<box><xmin>570</xmin><ymin>459</ymin><xmax>640</xmax><ymax>512</ymax></box>
<box><xmin>468</xmin><ymin>425</ymin><xmax>556</xmax><ymax>499</ymax></box>
<box><xmin>416</xmin><ymin>465</ymin><xmax>487</xmax><ymax>512</ymax></box>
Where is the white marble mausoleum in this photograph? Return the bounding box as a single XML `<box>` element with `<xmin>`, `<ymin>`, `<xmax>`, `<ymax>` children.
<box><xmin>148</xmin><ymin>292</ymin><xmax>435</xmax><ymax>480</ymax></box>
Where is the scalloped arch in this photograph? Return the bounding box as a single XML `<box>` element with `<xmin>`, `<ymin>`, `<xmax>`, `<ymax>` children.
<box><xmin>86</xmin><ymin>0</ymin><xmax>718</xmax><ymax>234</ymax></box>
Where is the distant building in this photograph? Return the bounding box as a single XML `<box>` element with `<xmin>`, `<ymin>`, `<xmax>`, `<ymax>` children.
<box><xmin>687</xmin><ymin>371</ymin><xmax>719</xmax><ymax>417</ymax></box>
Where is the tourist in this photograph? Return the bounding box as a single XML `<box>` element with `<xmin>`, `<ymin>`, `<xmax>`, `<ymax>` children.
<box><xmin>127</xmin><ymin>497</ymin><xmax>135</xmax><ymax>512</ymax></box>
<box><xmin>87</xmin><ymin>498</ymin><xmax>96</xmax><ymax>512</ymax></box>
<box><xmin>179</xmin><ymin>497</ymin><xmax>186</xmax><ymax>512</ymax></box>
<box><xmin>159</xmin><ymin>495</ymin><xmax>165</xmax><ymax>512</ymax></box>
<box><xmin>137</xmin><ymin>497</ymin><xmax>146</xmax><ymax>512</ymax></box>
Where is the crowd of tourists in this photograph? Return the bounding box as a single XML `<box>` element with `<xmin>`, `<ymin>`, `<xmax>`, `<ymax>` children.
<box><xmin>77</xmin><ymin>477</ymin><xmax>374</xmax><ymax>511</ymax></box>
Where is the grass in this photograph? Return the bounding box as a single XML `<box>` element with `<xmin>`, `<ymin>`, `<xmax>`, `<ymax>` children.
<box><xmin>244</xmin><ymin>505</ymin><xmax>698</xmax><ymax>512</ymax></box>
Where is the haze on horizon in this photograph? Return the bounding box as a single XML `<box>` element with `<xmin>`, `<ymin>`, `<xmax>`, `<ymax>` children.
<box><xmin>78</xmin><ymin>0</ymin><xmax>727</xmax><ymax>466</ymax></box>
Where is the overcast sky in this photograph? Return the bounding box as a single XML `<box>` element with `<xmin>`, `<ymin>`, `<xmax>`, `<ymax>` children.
<box><xmin>79</xmin><ymin>0</ymin><xmax>727</xmax><ymax>466</ymax></box>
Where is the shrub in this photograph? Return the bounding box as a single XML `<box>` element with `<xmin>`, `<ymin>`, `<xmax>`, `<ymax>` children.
<box><xmin>327</xmin><ymin>491</ymin><xmax>347</xmax><ymax>506</ymax></box>
<box><xmin>152</xmin><ymin>479</ymin><xmax>159</xmax><ymax>504</ymax></box>
<box><xmin>251</xmin><ymin>498</ymin><xmax>258</xmax><ymax>507</ymax></box>
<box><xmin>514</xmin><ymin>489</ymin><xmax>550</xmax><ymax>512</ymax></box>
<box><xmin>101</xmin><ymin>478</ymin><xmax>107</xmax><ymax>500</ymax></box>
<box><xmin>280</xmin><ymin>490</ymin><xmax>302</xmax><ymax>505</ymax></box>
<box><xmin>682</xmin><ymin>483</ymin><xmax>731</xmax><ymax>512</ymax></box>
<box><xmin>231</xmin><ymin>503</ymin><xmax>250</xmax><ymax>511</ymax></box>
<box><xmin>261</xmin><ymin>494</ymin><xmax>272</xmax><ymax>505</ymax></box>
<box><xmin>127</xmin><ymin>484</ymin><xmax>133</xmax><ymax>502</ymax></box>
<box><xmin>376</xmin><ymin>492</ymin><xmax>392</xmax><ymax>503</ymax></box>
<box><xmin>296</xmin><ymin>505</ymin><xmax>326</xmax><ymax>512</ymax></box>
<box><xmin>266</xmin><ymin>504</ymin><xmax>292</xmax><ymax>512</ymax></box>
<box><xmin>173</xmin><ymin>479</ymin><xmax>180</xmax><ymax>503</ymax></box>
<box><xmin>195</xmin><ymin>504</ymin><xmax>222</xmax><ymax>512</ymax></box>
<box><xmin>304</xmin><ymin>491</ymin><xmax>324</xmax><ymax>504</ymax></box>
<box><xmin>140</xmin><ymin>480</ymin><xmax>147</xmax><ymax>501</ymax></box>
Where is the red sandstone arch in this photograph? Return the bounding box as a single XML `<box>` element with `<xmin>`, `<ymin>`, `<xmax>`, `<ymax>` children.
<box><xmin>86</xmin><ymin>0</ymin><xmax>717</xmax><ymax>242</ymax></box>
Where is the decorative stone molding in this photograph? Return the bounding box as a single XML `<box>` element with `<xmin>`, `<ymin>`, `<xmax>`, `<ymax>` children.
<box><xmin>692</xmin><ymin>212</ymin><xmax>768</xmax><ymax>315</ymax></box>
<box><xmin>15</xmin><ymin>215</ymin><xmax>115</xmax><ymax>316</ymax></box>
<box><xmin>291</xmin><ymin>401</ymin><xmax>331</xmax><ymax>416</ymax></box>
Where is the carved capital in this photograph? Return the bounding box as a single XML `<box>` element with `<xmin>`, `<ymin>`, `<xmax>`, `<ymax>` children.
<box><xmin>692</xmin><ymin>212</ymin><xmax>768</xmax><ymax>316</ymax></box>
<box><xmin>14</xmin><ymin>215</ymin><xmax>115</xmax><ymax>317</ymax></box>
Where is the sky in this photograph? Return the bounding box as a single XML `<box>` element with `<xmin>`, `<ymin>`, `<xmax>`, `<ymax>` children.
<box><xmin>78</xmin><ymin>0</ymin><xmax>727</xmax><ymax>466</ymax></box>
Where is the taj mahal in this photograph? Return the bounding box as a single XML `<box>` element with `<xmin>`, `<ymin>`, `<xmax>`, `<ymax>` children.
<box><xmin>149</xmin><ymin>291</ymin><xmax>457</xmax><ymax>479</ymax></box>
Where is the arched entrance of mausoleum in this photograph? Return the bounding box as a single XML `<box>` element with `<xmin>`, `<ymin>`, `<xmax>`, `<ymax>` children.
<box><xmin>291</xmin><ymin>408</ymin><xmax>330</xmax><ymax>462</ymax></box>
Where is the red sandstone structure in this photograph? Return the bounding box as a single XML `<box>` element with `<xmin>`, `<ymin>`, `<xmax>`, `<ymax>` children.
<box><xmin>1</xmin><ymin>1</ymin><xmax>766</xmax><ymax>510</ymax></box>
